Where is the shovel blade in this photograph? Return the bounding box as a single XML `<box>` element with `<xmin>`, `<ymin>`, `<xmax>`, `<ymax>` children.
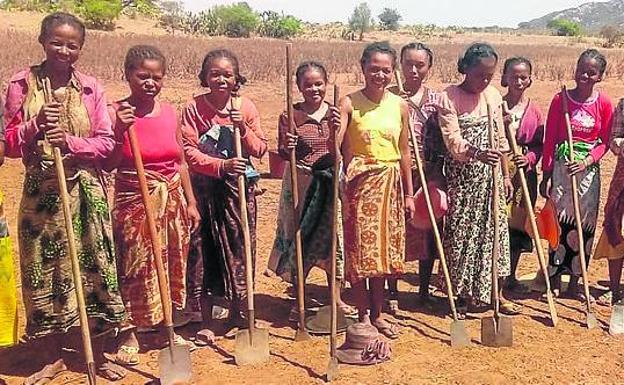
<box><xmin>609</xmin><ymin>303</ymin><xmax>624</xmax><ymax>335</ymax></box>
<box><xmin>586</xmin><ymin>311</ymin><xmax>598</xmax><ymax>330</ymax></box>
<box><xmin>326</xmin><ymin>357</ymin><xmax>339</xmax><ymax>382</ymax></box>
<box><xmin>481</xmin><ymin>316</ymin><xmax>513</xmax><ymax>347</ymax></box>
<box><xmin>158</xmin><ymin>344</ymin><xmax>192</xmax><ymax>385</ymax></box>
<box><xmin>234</xmin><ymin>328</ymin><xmax>270</xmax><ymax>366</ymax></box>
<box><xmin>294</xmin><ymin>327</ymin><xmax>311</xmax><ymax>342</ymax></box>
<box><xmin>450</xmin><ymin>320</ymin><xmax>471</xmax><ymax>348</ymax></box>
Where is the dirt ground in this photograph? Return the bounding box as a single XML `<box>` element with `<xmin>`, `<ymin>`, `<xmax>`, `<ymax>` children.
<box><xmin>0</xmin><ymin>74</ymin><xmax>623</xmax><ymax>385</ymax></box>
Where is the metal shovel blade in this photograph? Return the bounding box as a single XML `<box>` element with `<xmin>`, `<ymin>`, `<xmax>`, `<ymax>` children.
<box><xmin>294</xmin><ymin>327</ymin><xmax>311</xmax><ymax>342</ymax></box>
<box><xmin>158</xmin><ymin>344</ymin><xmax>192</xmax><ymax>385</ymax></box>
<box><xmin>586</xmin><ymin>311</ymin><xmax>598</xmax><ymax>330</ymax></box>
<box><xmin>450</xmin><ymin>320</ymin><xmax>471</xmax><ymax>348</ymax></box>
<box><xmin>481</xmin><ymin>315</ymin><xmax>513</xmax><ymax>347</ymax></box>
<box><xmin>326</xmin><ymin>357</ymin><xmax>339</xmax><ymax>382</ymax></box>
<box><xmin>609</xmin><ymin>302</ymin><xmax>624</xmax><ymax>335</ymax></box>
<box><xmin>234</xmin><ymin>328</ymin><xmax>270</xmax><ymax>366</ymax></box>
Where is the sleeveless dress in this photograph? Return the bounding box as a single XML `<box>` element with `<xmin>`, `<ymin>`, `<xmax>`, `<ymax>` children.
<box><xmin>342</xmin><ymin>91</ymin><xmax>406</xmax><ymax>283</ymax></box>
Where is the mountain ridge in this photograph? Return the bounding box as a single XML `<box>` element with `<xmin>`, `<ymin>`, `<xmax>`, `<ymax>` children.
<box><xmin>519</xmin><ymin>0</ymin><xmax>624</xmax><ymax>30</ymax></box>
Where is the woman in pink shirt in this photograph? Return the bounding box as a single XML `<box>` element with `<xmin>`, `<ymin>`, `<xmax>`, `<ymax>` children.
<box><xmin>181</xmin><ymin>49</ymin><xmax>267</xmax><ymax>330</ymax></box>
<box><xmin>540</xmin><ymin>49</ymin><xmax>614</xmax><ymax>298</ymax></box>
<box><xmin>106</xmin><ymin>45</ymin><xmax>200</xmax><ymax>366</ymax></box>
<box><xmin>3</xmin><ymin>12</ymin><xmax>126</xmax><ymax>383</ymax></box>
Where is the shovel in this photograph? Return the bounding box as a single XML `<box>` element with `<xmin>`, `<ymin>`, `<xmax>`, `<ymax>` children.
<box><xmin>231</xmin><ymin>95</ymin><xmax>271</xmax><ymax>365</ymax></box>
<box><xmin>42</xmin><ymin>80</ymin><xmax>97</xmax><ymax>385</ymax></box>
<box><xmin>126</xmin><ymin>124</ymin><xmax>192</xmax><ymax>384</ymax></box>
<box><xmin>326</xmin><ymin>85</ymin><xmax>341</xmax><ymax>382</ymax></box>
<box><xmin>502</xmin><ymin>101</ymin><xmax>559</xmax><ymax>327</ymax></box>
<box><xmin>609</xmin><ymin>300</ymin><xmax>624</xmax><ymax>335</ymax></box>
<box><xmin>394</xmin><ymin>70</ymin><xmax>470</xmax><ymax>348</ymax></box>
<box><xmin>285</xmin><ymin>43</ymin><xmax>311</xmax><ymax>342</ymax></box>
<box><xmin>481</xmin><ymin>103</ymin><xmax>513</xmax><ymax>347</ymax></box>
<box><xmin>561</xmin><ymin>86</ymin><xmax>597</xmax><ymax>330</ymax></box>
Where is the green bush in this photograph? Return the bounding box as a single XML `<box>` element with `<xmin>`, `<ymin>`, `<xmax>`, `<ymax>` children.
<box><xmin>77</xmin><ymin>0</ymin><xmax>123</xmax><ymax>30</ymax></box>
<box><xmin>258</xmin><ymin>10</ymin><xmax>302</xmax><ymax>39</ymax></box>
<box><xmin>547</xmin><ymin>19</ymin><xmax>582</xmax><ymax>37</ymax></box>
<box><xmin>213</xmin><ymin>2</ymin><xmax>259</xmax><ymax>38</ymax></box>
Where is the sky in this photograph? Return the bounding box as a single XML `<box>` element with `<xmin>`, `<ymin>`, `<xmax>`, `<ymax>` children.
<box><xmin>181</xmin><ymin>0</ymin><xmax>607</xmax><ymax>28</ymax></box>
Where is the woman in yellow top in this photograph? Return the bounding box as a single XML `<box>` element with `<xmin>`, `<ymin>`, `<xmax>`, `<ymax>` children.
<box><xmin>338</xmin><ymin>42</ymin><xmax>415</xmax><ymax>339</ymax></box>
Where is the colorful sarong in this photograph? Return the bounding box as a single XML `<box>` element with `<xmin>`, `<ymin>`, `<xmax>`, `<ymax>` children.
<box><xmin>0</xmin><ymin>189</ymin><xmax>17</xmax><ymax>347</ymax></box>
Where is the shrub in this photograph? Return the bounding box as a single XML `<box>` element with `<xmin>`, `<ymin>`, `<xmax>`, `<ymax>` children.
<box><xmin>258</xmin><ymin>11</ymin><xmax>302</xmax><ymax>39</ymax></box>
<box><xmin>378</xmin><ymin>7</ymin><xmax>401</xmax><ymax>31</ymax></box>
<box><xmin>213</xmin><ymin>2</ymin><xmax>259</xmax><ymax>38</ymax></box>
<box><xmin>547</xmin><ymin>19</ymin><xmax>582</xmax><ymax>37</ymax></box>
<box><xmin>78</xmin><ymin>0</ymin><xmax>123</xmax><ymax>31</ymax></box>
<box><xmin>601</xmin><ymin>25</ymin><xmax>624</xmax><ymax>48</ymax></box>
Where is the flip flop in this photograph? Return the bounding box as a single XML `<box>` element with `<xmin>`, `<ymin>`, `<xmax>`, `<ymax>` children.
<box><xmin>499</xmin><ymin>301</ymin><xmax>522</xmax><ymax>316</ymax></box>
<box><xmin>113</xmin><ymin>344</ymin><xmax>140</xmax><ymax>366</ymax></box>
<box><xmin>338</xmin><ymin>303</ymin><xmax>359</xmax><ymax>319</ymax></box>
<box><xmin>173</xmin><ymin>334</ymin><xmax>198</xmax><ymax>352</ymax></box>
<box><xmin>194</xmin><ymin>329</ymin><xmax>216</xmax><ymax>347</ymax></box>
<box><xmin>97</xmin><ymin>361</ymin><xmax>127</xmax><ymax>382</ymax></box>
<box><xmin>386</xmin><ymin>299</ymin><xmax>399</xmax><ymax>315</ymax></box>
<box><xmin>372</xmin><ymin>320</ymin><xmax>400</xmax><ymax>340</ymax></box>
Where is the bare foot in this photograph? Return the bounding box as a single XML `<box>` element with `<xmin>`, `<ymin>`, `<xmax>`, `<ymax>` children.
<box><xmin>24</xmin><ymin>359</ymin><xmax>67</xmax><ymax>385</ymax></box>
<box><xmin>371</xmin><ymin>318</ymin><xmax>399</xmax><ymax>340</ymax></box>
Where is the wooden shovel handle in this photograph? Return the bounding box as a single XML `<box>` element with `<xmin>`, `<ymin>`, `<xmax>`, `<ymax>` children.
<box><xmin>329</xmin><ymin>85</ymin><xmax>340</xmax><ymax>357</ymax></box>
<box><xmin>487</xmin><ymin>103</ymin><xmax>501</xmax><ymax>317</ymax></box>
<box><xmin>560</xmin><ymin>86</ymin><xmax>593</xmax><ymax>314</ymax></box>
<box><xmin>127</xmin><ymin>126</ymin><xmax>175</xmax><ymax>330</ymax></box>
<box><xmin>43</xmin><ymin>78</ymin><xmax>97</xmax><ymax>385</ymax></box>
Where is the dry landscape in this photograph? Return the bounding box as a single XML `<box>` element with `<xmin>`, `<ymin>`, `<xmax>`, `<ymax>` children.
<box><xmin>1</xmin><ymin>10</ymin><xmax>624</xmax><ymax>385</ymax></box>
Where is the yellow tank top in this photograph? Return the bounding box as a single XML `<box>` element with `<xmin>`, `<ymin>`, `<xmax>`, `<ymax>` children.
<box><xmin>346</xmin><ymin>90</ymin><xmax>403</xmax><ymax>162</ymax></box>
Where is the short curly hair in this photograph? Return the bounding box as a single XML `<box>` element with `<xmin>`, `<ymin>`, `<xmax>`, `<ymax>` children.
<box><xmin>124</xmin><ymin>45</ymin><xmax>167</xmax><ymax>78</ymax></box>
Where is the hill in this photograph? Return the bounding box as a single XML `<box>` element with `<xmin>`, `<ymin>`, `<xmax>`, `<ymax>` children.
<box><xmin>519</xmin><ymin>0</ymin><xmax>624</xmax><ymax>31</ymax></box>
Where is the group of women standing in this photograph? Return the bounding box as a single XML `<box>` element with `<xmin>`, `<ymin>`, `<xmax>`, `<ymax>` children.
<box><xmin>3</xmin><ymin>10</ymin><xmax>624</xmax><ymax>384</ymax></box>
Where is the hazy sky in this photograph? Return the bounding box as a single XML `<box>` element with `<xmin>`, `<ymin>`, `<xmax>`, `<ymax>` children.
<box><xmin>181</xmin><ymin>0</ymin><xmax>605</xmax><ymax>27</ymax></box>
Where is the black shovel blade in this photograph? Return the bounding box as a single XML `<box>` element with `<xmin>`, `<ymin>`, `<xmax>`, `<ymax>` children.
<box><xmin>450</xmin><ymin>320</ymin><xmax>471</xmax><ymax>348</ymax></box>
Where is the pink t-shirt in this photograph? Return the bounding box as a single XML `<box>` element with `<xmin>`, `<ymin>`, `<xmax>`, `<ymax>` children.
<box><xmin>542</xmin><ymin>90</ymin><xmax>613</xmax><ymax>172</ymax></box>
<box><xmin>116</xmin><ymin>102</ymin><xmax>180</xmax><ymax>178</ymax></box>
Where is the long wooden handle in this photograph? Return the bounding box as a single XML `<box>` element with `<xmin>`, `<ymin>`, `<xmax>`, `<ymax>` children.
<box><xmin>43</xmin><ymin>79</ymin><xmax>97</xmax><ymax>385</ymax></box>
<box><xmin>560</xmin><ymin>86</ymin><xmax>593</xmax><ymax>314</ymax></box>
<box><xmin>286</xmin><ymin>43</ymin><xmax>307</xmax><ymax>334</ymax></box>
<box><xmin>487</xmin><ymin>103</ymin><xmax>501</xmax><ymax>317</ymax></box>
<box><xmin>394</xmin><ymin>69</ymin><xmax>461</xmax><ymax>321</ymax></box>
<box><xmin>503</xmin><ymin>102</ymin><xmax>558</xmax><ymax>324</ymax></box>
<box><xmin>231</xmin><ymin>96</ymin><xmax>256</xmax><ymax>340</ymax></box>
<box><xmin>127</xmin><ymin>126</ymin><xmax>178</xmax><ymax>357</ymax></box>
<box><xmin>330</xmin><ymin>85</ymin><xmax>340</xmax><ymax>358</ymax></box>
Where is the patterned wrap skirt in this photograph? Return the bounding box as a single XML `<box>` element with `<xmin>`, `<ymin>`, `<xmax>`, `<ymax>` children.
<box><xmin>342</xmin><ymin>157</ymin><xmax>405</xmax><ymax>283</ymax></box>
<box><xmin>443</xmin><ymin>115</ymin><xmax>510</xmax><ymax>304</ymax></box>
<box><xmin>113</xmin><ymin>170</ymin><xmax>190</xmax><ymax>327</ymax></box>
<box><xmin>19</xmin><ymin>163</ymin><xmax>126</xmax><ymax>338</ymax></box>
<box><xmin>548</xmin><ymin>142</ymin><xmax>600</xmax><ymax>277</ymax></box>
<box><xmin>0</xmin><ymin>188</ymin><xmax>17</xmax><ymax>347</ymax></box>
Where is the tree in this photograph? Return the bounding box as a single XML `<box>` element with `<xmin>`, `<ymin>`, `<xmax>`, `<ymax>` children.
<box><xmin>258</xmin><ymin>10</ymin><xmax>302</xmax><ymax>39</ymax></box>
<box><xmin>547</xmin><ymin>19</ymin><xmax>582</xmax><ymax>37</ymax></box>
<box><xmin>378</xmin><ymin>7</ymin><xmax>401</xmax><ymax>31</ymax></box>
<box><xmin>213</xmin><ymin>2</ymin><xmax>259</xmax><ymax>38</ymax></box>
<box><xmin>78</xmin><ymin>0</ymin><xmax>123</xmax><ymax>30</ymax></box>
<box><xmin>348</xmin><ymin>2</ymin><xmax>372</xmax><ymax>41</ymax></box>
<box><xmin>601</xmin><ymin>25</ymin><xmax>624</xmax><ymax>48</ymax></box>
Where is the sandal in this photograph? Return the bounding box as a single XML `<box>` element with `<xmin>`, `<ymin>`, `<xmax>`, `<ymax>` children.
<box><xmin>114</xmin><ymin>344</ymin><xmax>140</xmax><ymax>366</ymax></box>
<box><xmin>194</xmin><ymin>329</ymin><xmax>216</xmax><ymax>347</ymax></box>
<box><xmin>338</xmin><ymin>303</ymin><xmax>359</xmax><ymax>319</ymax></box>
<box><xmin>372</xmin><ymin>320</ymin><xmax>400</xmax><ymax>340</ymax></box>
<box><xmin>24</xmin><ymin>360</ymin><xmax>67</xmax><ymax>385</ymax></box>
<box><xmin>386</xmin><ymin>299</ymin><xmax>399</xmax><ymax>315</ymax></box>
<box><xmin>596</xmin><ymin>290</ymin><xmax>613</xmax><ymax>307</ymax></box>
<box><xmin>173</xmin><ymin>334</ymin><xmax>198</xmax><ymax>352</ymax></box>
<box><xmin>97</xmin><ymin>361</ymin><xmax>126</xmax><ymax>382</ymax></box>
<box><xmin>499</xmin><ymin>301</ymin><xmax>522</xmax><ymax>316</ymax></box>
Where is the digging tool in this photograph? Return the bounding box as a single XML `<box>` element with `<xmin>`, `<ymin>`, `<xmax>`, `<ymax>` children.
<box><xmin>560</xmin><ymin>86</ymin><xmax>598</xmax><ymax>330</ymax></box>
<box><xmin>394</xmin><ymin>70</ymin><xmax>470</xmax><ymax>347</ymax></box>
<box><xmin>126</xmin><ymin>124</ymin><xmax>192</xmax><ymax>384</ymax></box>
<box><xmin>231</xmin><ymin>95</ymin><xmax>271</xmax><ymax>365</ymax></box>
<box><xmin>502</xmin><ymin>101</ymin><xmax>559</xmax><ymax>327</ymax></box>
<box><xmin>481</xmin><ymin>103</ymin><xmax>513</xmax><ymax>347</ymax></box>
<box><xmin>326</xmin><ymin>84</ymin><xmax>341</xmax><ymax>382</ymax></box>
<box><xmin>42</xmin><ymin>79</ymin><xmax>97</xmax><ymax>385</ymax></box>
<box><xmin>609</xmin><ymin>300</ymin><xmax>624</xmax><ymax>335</ymax></box>
<box><xmin>285</xmin><ymin>43</ymin><xmax>311</xmax><ymax>342</ymax></box>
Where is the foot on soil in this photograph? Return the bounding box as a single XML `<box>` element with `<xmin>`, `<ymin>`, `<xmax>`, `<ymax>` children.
<box><xmin>97</xmin><ymin>361</ymin><xmax>127</xmax><ymax>381</ymax></box>
<box><xmin>372</xmin><ymin>319</ymin><xmax>400</xmax><ymax>340</ymax></box>
<box><xmin>194</xmin><ymin>329</ymin><xmax>216</xmax><ymax>346</ymax></box>
<box><xmin>337</xmin><ymin>302</ymin><xmax>358</xmax><ymax>319</ymax></box>
<box><xmin>386</xmin><ymin>299</ymin><xmax>399</xmax><ymax>315</ymax></box>
<box><xmin>499</xmin><ymin>300</ymin><xmax>522</xmax><ymax>315</ymax></box>
<box><xmin>114</xmin><ymin>344</ymin><xmax>140</xmax><ymax>366</ymax></box>
<box><xmin>24</xmin><ymin>359</ymin><xmax>67</xmax><ymax>385</ymax></box>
